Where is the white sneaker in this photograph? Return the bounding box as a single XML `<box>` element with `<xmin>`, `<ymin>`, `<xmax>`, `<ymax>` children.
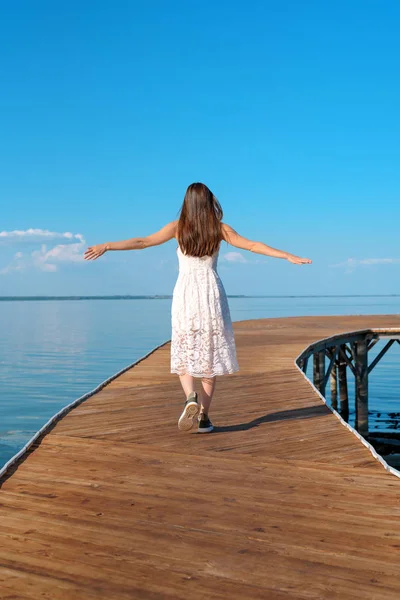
<box><xmin>178</xmin><ymin>391</ymin><xmax>200</xmax><ymax>431</ymax></box>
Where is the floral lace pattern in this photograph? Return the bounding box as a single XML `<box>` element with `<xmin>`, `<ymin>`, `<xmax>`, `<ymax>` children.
<box><xmin>171</xmin><ymin>246</ymin><xmax>239</xmax><ymax>377</ymax></box>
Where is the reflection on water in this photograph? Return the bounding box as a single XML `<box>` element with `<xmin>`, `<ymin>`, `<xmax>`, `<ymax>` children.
<box><xmin>0</xmin><ymin>299</ymin><xmax>171</xmax><ymax>467</ymax></box>
<box><xmin>0</xmin><ymin>296</ymin><xmax>399</xmax><ymax>468</ymax></box>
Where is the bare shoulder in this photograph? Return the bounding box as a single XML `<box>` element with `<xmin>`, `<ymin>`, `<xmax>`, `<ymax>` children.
<box><xmin>171</xmin><ymin>219</ymin><xmax>179</xmax><ymax>238</ymax></box>
<box><xmin>142</xmin><ymin>220</ymin><xmax>179</xmax><ymax>248</ymax></box>
<box><xmin>220</xmin><ymin>222</ymin><xmax>254</xmax><ymax>251</ymax></box>
<box><xmin>221</xmin><ymin>222</ymin><xmax>237</xmax><ymax>240</ymax></box>
<box><xmin>221</xmin><ymin>221</ymin><xmax>231</xmax><ymax>234</ymax></box>
<box><xmin>162</xmin><ymin>220</ymin><xmax>178</xmax><ymax>235</ymax></box>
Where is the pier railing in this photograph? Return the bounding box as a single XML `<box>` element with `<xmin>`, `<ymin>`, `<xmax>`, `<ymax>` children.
<box><xmin>296</xmin><ymin>328</ymin><xmax>400</xmax><ymax>438</ymax></box>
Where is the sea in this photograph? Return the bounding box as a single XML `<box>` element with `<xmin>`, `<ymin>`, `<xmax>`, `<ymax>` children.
<box><xmin>0</xmin><ymin>295</ymin><xmax>399</xmax><ymax>469</ymax></box>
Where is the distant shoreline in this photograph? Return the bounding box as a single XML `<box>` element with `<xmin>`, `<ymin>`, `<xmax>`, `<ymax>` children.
<box><xmin>0</xmin><ymin>294</ymin><xmax>400</xmax><ymax>302</ymax></box>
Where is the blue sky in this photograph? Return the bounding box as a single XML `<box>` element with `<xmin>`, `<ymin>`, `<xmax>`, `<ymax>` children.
<box><xmin>1</xmin><ymin>0</ymin><xmax>399</xmax><ymax>296</ymax></box>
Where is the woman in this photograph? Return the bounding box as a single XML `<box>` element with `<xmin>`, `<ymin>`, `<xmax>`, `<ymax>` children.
<box><xmin>84</xmin><ymin>182</ymin><xmax>311</xmax><ymax>434</ymax></box>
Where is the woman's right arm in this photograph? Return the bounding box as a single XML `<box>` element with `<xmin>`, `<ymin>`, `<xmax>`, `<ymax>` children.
<box><xmin>84</xmin><ymin>221</ymin><xmax>177</xmax><ymax>261</ymax></box>
<box><xmin>221</xmin><ymin>223</ymin><xmax>312</xmax><ymax>265</ymax></box>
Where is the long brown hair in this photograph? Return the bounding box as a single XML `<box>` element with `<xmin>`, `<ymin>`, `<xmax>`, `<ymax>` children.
<box><xmin>177</xmin><ymin>183</ymin><xmax>223</xmax><ymax>257</ymax></box>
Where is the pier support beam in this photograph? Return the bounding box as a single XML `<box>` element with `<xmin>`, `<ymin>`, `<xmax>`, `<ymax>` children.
<box><xmin>330</xmin><ymin>362</ymin><xmax>338</xmax><ymax>410</ymax></box>
<box><xmin>355</xmin><ymin>338</ymin><xmax>369</xmax><ymax>438</ymax></box>
<box><xmin>298</xmin><ymin>330</ymin><xmax>400</xmax><ymax>438</ymax></box>
<box><xmin>338</xmin><ymin>345</ymin><xmax>349</xmax><ymax>422</ymax></box>
<box><xmin>313</xmin><ymin>350</ymin><xmax>326</xmax><ymax>396</ymax></box>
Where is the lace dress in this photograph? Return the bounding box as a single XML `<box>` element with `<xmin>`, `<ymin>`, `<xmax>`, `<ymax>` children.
<box><xmin>171</xmin><ymin>245</ymin><xmax>239</xmax><ymax>377</ymax></box>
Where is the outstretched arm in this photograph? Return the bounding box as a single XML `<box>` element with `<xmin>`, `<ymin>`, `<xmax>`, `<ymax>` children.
<box><xmin>84</xmin><ymin>221</ymin><xmax>177</xmax><ymax>261</ymax></box>
<box><xmin>222</xmin><ymin>223</ymin><xmax>312</xmax><ymax>265</ymax></box>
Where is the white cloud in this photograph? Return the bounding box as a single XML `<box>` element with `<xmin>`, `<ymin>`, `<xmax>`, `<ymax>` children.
<box><xmin>0</xmin><ymin>229</ymin><xmax>85</xmax><ymax>274</ymax></box>
<box><xmin>357</xmin><ymin>258</ymin><xmax>400</xmax><ymax>265</ymax></box>
<box><xmin>0</xmin><ymin>228</ymin><xmax>83</xmax><ymax>243</ymax></box>
<box><xmin>222</xmin><ymin>252</ymin><xmax>248</xmax><ymax>264</ymax></box>
<box><xmin>331</xmin><ymin>257</ymin><xmax>400</xmax><ymax>273</ymax></box>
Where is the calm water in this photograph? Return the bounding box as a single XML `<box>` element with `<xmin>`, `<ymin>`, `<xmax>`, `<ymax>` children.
<box><xmin>0</xmin><ymin>296</ymin><xmax>399</xmax><ymax>468</ymax></box>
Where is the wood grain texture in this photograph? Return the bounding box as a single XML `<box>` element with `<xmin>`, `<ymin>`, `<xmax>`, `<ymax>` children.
<box><xmin>1</xmin><ymin>314</ymin><xmax>400</xmax><ymax>600</ymax></box>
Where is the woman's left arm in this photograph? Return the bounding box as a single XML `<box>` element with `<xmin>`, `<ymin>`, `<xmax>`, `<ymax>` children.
<box><xmin>84</xmin><ymin>221</ymin><xmax>177</xmax><ymax>261</ymax></box>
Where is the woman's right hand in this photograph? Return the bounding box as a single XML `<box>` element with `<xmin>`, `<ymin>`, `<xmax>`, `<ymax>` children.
<box><xmin>84</xmin><ymin>243</ymin><xmax>108</xmax><ymax>261</ymax></box>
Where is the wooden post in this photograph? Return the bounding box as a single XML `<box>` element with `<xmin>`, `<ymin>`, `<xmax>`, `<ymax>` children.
<box><xmin>313</xmin><ymin>352</ymin><xmax>319</xmax><ymax>389</ymax></box>
<box><xmin>338</xmin><ymin>345</ymin><xmax>349</xmax><ymax>421</ymax></box>
<box><xmin>319</xmin><ymin>350</ymin><xmax>326</xmax><ymax>396</ymax></box>
<box><xmin>355</xmin><ymin>337</ymin><xmax>369</xmax><ymax>438</ymax></box>
<box><xmin>330</xmin><ymin>362</ymin><xmax>338</xmax><ymax>410</ymax></box>
<box><xmin>313</xmin><ymin>350</ymin><xmax>325</xmax><ymax>395</ymax></box>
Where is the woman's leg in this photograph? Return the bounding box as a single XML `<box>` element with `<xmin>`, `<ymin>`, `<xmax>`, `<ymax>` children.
<box><xmin>179</xmin><ymin>374</ymin><xmax>196</xmax><ymax>398</ymax></box>
<box><xmin>199</xmin><ymin>377</ymin><xmax>216</xmax><ymax>415</ymax></box>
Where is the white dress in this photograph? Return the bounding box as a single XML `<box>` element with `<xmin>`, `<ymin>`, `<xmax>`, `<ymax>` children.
<box><xmin>171</xmin><ymin>245</ymin><xmax>239</xmax><ymax>377</ymax></box>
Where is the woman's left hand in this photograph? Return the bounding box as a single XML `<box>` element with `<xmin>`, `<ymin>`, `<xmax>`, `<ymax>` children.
<box><xmin>84</xmin><ymin>244</ymin><xmax>108</xmax><ymax>261</ymax></box>
<box><xmin>287</xmin><ymin>255</ymin><xmax>312</xmax><ymax>265</ymax></box>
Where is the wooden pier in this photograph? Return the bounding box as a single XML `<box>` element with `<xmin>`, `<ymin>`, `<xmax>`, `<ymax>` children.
<box><xmin>298</xmin><ymin>326</ymin><xmax>400</xmax><ymax>439</ymax></box>
<box><xmin>1</xmin><ymin>314</ymin><xmax>400</xmax><ymax>599</ymax></box>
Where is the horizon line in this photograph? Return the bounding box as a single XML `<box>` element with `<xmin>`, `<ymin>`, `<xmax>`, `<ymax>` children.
<box><xmin>1</xmin><ymin>294</ymin><xmax>400</xmax><ymax>302</ymax></box>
